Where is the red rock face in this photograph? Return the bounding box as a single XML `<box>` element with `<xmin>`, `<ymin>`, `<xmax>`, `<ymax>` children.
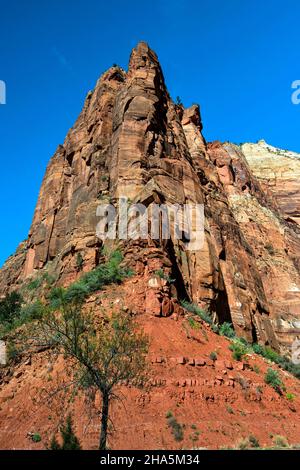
<box><xmin>1</xmin><ymin>42</ymin><xmax>300</xmax><ymax>354</ymax></box>
<box><xmin>0</xmin><ymin>282</ymin><xmax>300</xmax><ymax>450</ymax></box>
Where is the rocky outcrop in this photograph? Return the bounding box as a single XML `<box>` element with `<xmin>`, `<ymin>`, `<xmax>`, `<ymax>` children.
<box><xmin>206</xmin><ymin>141</ymin><xmax>300</xmax><ymax>352</ymax></box>
<box><xmin>0</xmin><ymin>42</ymin><xmax>299</xmax><ymax>354</ymax></box>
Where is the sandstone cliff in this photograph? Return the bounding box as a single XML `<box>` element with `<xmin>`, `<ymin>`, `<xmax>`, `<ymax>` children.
<box><xmin>1</xmin><ymin>42</ymin><xmax>300</xmax><ymax>355</ymax></box>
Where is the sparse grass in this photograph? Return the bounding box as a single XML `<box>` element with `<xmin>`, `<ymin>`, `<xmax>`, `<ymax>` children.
<box><xmin>6</xmin><ymin>341</ymin><xmax>21</xmax><ymax>362</ymax></box>
<box><xmin>273</xmin><ymin>435</ymin><xmax>289</xmax><ymax>448</ymax></box>
<box><xmin>0</xmin><ymin>250</ymin><xmax>132</xmax><ymax>339</ymax></box>
<box><xmin>179</xmin><ymin>301</ymin><xmax>300</xmax><ymax>382</ymax></box>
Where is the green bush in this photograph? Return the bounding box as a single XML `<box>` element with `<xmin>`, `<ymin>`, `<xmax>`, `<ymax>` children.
<box><xmin>50</xmin><ymin>436</ymin><xmax>61</xmax><ymax>450</ymax></box>
<box><xmin>166</xmin><ymin>414</ymin><xmax>184</xmax><ymax>442</ymax></box>
<box><xmin>154</xmin><ymin>269</ymin><xmax>165</xmax><ymax>279</ymax></box>
<box><xmin>286</xmin><ymin>392</ymin><xmax>295</xmax><ymax>401</ymax></box>
<box><xmin>50</xmin><ymin>415</ymin><xmax>81</xmax><ymax>450</ymax></box>
<box><xmin>209</xmin><ymin>351</ymin><xmax>218</xmax><ymax>362</ymax></box>
<box><xmin>252</xmin><ymin>343</ymin><xmax>264</xmax><ymax>355</ymax></box>
<box><xmin>265</xmin><ymin>368</ymin><xmax>283</xmax><ymax>393</ymax></box>
<box><xmin>26</xmin><ymin>272</ymin><xmax>55</xmax><ymax>292</ymax></box>
<box><xmin>273</xmin><ymin>435</ymin><xmax>289</xmax><ymax>448</ymax></box>
<box><xmin>19</xmin><ymin>301</ymin><xmax>44</xmax><ymax>323</ymax></box>
<box><xmin>265</xmin><ymin>244</ymin><xmax>275</xmax><ymax>255</ymax></box>
<box><xmin>49</xmin><ymin>250</ymin><xmax>132</xmax><ymax>307</ymax></box>
<box><xmin>187</xmin><ymin>317</ymin><xmax>200</xmax><ymax>330</ymax></box>
<box><xmin>32</xmin><ymin>433</ymin><xmax>42</xmax><ymax>443</ymax></box>
<box><xmin>278</xmin><ymin>358</ymin><xmax>300</xmax><ymax>379</ymax></box>
<box><xmin>27</xmin><ymin>278</ymin><xmax>43</xmax><ymax>291</ymax></box>
<box><xmin>76</xmin><ymin>252</ymin><xmax>84</xmax><ymax>271</ymax></box>
<box><xmin>0</xmin><ymin>291</ymin><xmax>23</xmax><ymax>324</ymax></box>
<box><xmin>43</xmin><ymin>272</ymin><xmax>56</xmax><ymax>287</ymax></box>
<box><xmin>48</xmin><ymin>287</ymin><xmax>66</xmax><ymax>309</ymax></box>
<box><xmin>235</xmin><ymin>437</ymin><xmax>250</xmax><ymax>450</ymax></box>
<box><xmin>211</xmin><ymin>324</ymin><xmax>219</xmax><ymax>334</ymax></box>
<box><xmin>238</xmin><ymin>337</ymin><xmax>249</xmax><ymax>346</ymax></box>
<box><xmin>180</xmin><ymin>300</ymin><xmax>212</xmax><ymax>325</ymax></box>
<box><xmin>219</xmin><ymin>322</ymin><xmax>235</xmax><ymax>339</ymax></box>
<box><xmin>235</xmin><ymin>435</ymin><xmax>260</xmax><ymax>449</ymax></box>
<box><xmin>226</xmin><ymin>405</ymin><xmax>234</xmax><ymax>414</ymax></box>
<box><xmin>1</xmin><ymin>301</ymin><xmax>45</xmax><ymax>336</ymax></box>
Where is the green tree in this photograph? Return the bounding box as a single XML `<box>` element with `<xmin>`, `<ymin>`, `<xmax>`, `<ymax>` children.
<box><xmin>37</xmin><ymin>294</ymin><xmax>149</xmax><ymax>450</ymax></box>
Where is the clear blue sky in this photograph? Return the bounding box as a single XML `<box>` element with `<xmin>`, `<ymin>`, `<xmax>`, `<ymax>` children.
<box><xmin>0</xmin><ymin>0</ymin><xmax>299</xmax><ymax>266</ymax></box>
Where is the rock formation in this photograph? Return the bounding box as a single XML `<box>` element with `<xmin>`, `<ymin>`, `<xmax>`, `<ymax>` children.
<box><xmin>1</xmin><ymin>41</ymin><xmax>300</xmax><ymax>355</ymax></box>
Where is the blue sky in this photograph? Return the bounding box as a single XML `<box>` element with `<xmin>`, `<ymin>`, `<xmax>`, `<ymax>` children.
<box><xmin>0</xmin><ymin>0</ymin><xmax>300</xmax><ymax>266</ymax></box>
